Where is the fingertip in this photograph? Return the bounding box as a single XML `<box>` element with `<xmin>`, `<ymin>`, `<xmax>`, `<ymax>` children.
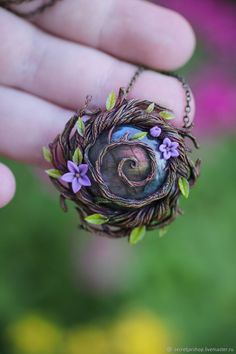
<box><xmin>0</xmin><ymin>163</ymin><xmax>16</xmax><ymax>208</ymax></box>
<box><xmin>110</xmin><ymin>1</ymin><xmax>196</xmax><ymax>71</ymax></box>
<box><xmin>161</xmin><ymin>10</ymin><xmax>196</xmax><ymax>70</ymax></box>
<box><xmin>113</xmin><ymin>2</ymin><xmax>197</xmax><ymax>71</ymax></box>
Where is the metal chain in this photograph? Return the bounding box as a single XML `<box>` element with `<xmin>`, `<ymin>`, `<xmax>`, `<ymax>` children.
<box><xmin>0</xmin><ymin>0</ymin><xmax>61</xmax><ymax>18</ymax></box>
<box><xmin>165</xmin><ymin>71</ymin><xmax>193</xmax><ymax>129</ymax></box>
<box><xmin>127</xmin><ymin>66</ymin><xmax>193</xmax><ymax>130</ymax></box>
<box><xmin>126</xmin><ymin>66</ymin><xmax>144</xmax><ymax>95</ymax></box>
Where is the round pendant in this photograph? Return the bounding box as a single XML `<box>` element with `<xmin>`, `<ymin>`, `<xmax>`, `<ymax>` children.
<box><xmin>45</xmin><ymin>87</ymin><xmax>200</xmax><ymax>241</ymax></box>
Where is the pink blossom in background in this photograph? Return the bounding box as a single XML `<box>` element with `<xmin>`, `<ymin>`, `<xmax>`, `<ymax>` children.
<box><xmin>192</xmin><ymin>68</ymin><xmax>236</xmax><ymax>135</ymax></box>
<box><xmin>158</xmin><ymin>0</ymin><xmax>236</xmax><ymax>62</ymax></box>
<box><xmin>155</xmin><ymin>0</ymin><xmax>236</xmax><ymax>135</ymax></box>
<box><xmin>71</xmin><ymin>235</ymin><xmax>136</xmax><ymax>294</ymax></box>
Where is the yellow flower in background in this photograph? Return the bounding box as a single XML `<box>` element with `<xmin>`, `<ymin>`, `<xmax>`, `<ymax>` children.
<box><xmin>112</xmin><ymin>310</ymin><xmax>169</xmax><ymax>354</ymax></box>
<box><xmin>7</xmin><ymin>314</ymin><xmax>62</xmax><ymax>354</ymax></box>
<box><xmin>65</xmin><ymin>327</ymin><xmax>110</xmax><ymax>354</ymax></box>
<box><xmin>6</xmin><ymin>310</ymin><xmax>170</xmax><ymax>354</ymax></box>
<box><xmin>64</xmin><ymin>311</ymin><xmax>169</xmax><ymax>354</ymax></box>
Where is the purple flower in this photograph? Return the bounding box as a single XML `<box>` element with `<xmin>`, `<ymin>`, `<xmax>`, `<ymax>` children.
<box><xmin>61</xmin><ymin>161</ymin><xmax>91</xmax><ymax>193</ymax></box>
<box><xmin>159</xmin><ymin>138</ymin><xmax>179</xmax><ymax>160</ymax></box>
<box><xmin>150</xmin><ymin>126</ymin><xmax>162</xmax><ymax>137</ymax></box>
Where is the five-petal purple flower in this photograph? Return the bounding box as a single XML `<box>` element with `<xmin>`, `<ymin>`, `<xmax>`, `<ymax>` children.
<box><xmin>61</xmin><ymin>161</ymin><xmax>91</xmax><ymax>193</ymax></box>
<box><xmin>159</xmin><ymin>138</ymin><xmax>179</xmax><ymax>160</ymax></box>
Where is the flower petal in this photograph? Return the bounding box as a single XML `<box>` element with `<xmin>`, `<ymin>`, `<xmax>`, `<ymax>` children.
<box><xmin>78</xmin><ymin>164</ymin><xmax>89</xmax><ymax>176</ymax></box>
<box><xmin>72</xmin><ymin>178</ymin><xmax>82</xmax><ymax>193</ymax></box>
<box><xmin>163</xmin><ymin>137</ymin><xmax>172</xmax><ymax>147</ymax></box>
<box><xmin>67</xmin><ymin>160</ymin><xmax>79</xmax><ymax>173</ymax></box>
<box><xmin>60</xmin><ymin>172</ymin><xmax>75</xmax><ymax>183</ymax></box>
<box><xmin>170</xmin><ymin>149</ymin><xmax>180</xmax><ymax>157</ymax></box>
<box><xmin>163</xmin><ymin>151</ymin><xmax>171</xmax><ymax>160</ymax></box>
<box><xmin>159</xmin><ymin>144</ymin><xmax>166</xmax><ymax>152</ymax></box>
<box><xmin>78</xmin><ymin>175</ymin><xmax>91</xmax><ymax>187</ymax></box>
<box><xmin>171</xmin><ymin>141</ymin><xmax>179</xmax><ymax>149</ymax></box>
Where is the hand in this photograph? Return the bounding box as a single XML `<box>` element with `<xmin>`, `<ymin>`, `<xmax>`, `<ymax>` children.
<box><xmin>0</xmin><ymin>0</ymin><xmax>195</xmax><ymax>207</ymax></box>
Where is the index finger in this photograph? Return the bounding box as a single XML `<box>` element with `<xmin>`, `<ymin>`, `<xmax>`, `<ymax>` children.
<box><xmin>32</xmin><ymin>0</ymin><xmax>196</xmax><ymax>70</ymax></box>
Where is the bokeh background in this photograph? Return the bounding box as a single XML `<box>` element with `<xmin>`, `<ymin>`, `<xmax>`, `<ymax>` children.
<box><xmin>1</xmin><ymin>0</ymin><xmax>236</xmax><ymax>353</ymax></box>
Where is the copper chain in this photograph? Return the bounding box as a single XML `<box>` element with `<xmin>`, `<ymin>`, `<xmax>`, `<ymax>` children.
<box><xmin>127</xmin><ymin>67</ymin><xmax>193</xmax><ymax>129</ymax></box>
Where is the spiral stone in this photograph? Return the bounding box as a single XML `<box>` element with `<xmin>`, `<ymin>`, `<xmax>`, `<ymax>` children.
<box><xmin>48</xmin><ymin>88</ymin><xmax>200</xmax><ymax>238</ymax></box>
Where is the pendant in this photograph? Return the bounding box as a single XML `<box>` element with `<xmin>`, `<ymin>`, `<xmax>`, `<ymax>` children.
<box><xmin>44</xmin><ymin>70</ymin><xmax>200</xmax><ymax>243</ymax></box>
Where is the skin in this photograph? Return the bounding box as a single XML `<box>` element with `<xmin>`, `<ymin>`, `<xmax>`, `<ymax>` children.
<box><xmin>0</xmin><ymin>0</ymin><xmax>196</xmax><ymax>207</ymax></box>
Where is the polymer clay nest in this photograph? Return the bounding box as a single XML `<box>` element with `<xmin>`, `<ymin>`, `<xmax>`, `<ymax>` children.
<box><xmin>44</xmin><ymin>73</ymin><xmax>201</xmax><ymax>243</ymax></box>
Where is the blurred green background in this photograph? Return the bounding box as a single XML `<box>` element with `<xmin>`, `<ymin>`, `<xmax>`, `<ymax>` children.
<box><xmin>1</xmin><ymin>138</ymin><xmax>236</xmax><ymax>354</ymax></box>
<box><xmin>1</xmin><ymin>0</ymin><xmax>236</xmax><ymax>353</ymax></box>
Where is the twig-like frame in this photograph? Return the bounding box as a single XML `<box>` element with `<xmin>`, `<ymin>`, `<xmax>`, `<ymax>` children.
<box><xmin>48</xmin><ymin>88</ymin><xmax>200</xmax><ymax>238</ymax></box>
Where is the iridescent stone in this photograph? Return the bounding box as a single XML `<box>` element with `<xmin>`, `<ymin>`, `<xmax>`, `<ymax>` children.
<box><xmin>89</xmin><ymin>125</ymin><xmax>167</xmax><ymax>200</ymax></box>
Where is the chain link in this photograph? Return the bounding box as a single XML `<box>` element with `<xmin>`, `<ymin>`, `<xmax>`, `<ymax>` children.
<box><xmin>167</xmin><ymin>72</ymin><xmax>193</xmax><ymax>129</ymax></box>
<box><xmin>127</xmin><ymin>67</ymin><xmax>193</xmax><ymax>130</ymax></box>
<box><xmin>126</xmin><ymin>66</ymin><xmax>144</xmax><ymax>95</ymax></box>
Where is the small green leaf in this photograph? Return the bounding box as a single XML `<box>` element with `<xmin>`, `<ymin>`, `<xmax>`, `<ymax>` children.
<box><xmin>85</xmin><ymin>213</ymin><xmax>109</xmax><ymax>225</ymax></box>
<box><xmin>106</xmin><ymin>90</ymin><xmax>116</xmax><ymax>111</ymax></box>
<box><xmin>146</xmin><ymin>102</ymin><xmax>155</xmax><ymax>113</ymax></box>
<box><xmin>45</xmin><ymin>169</ymin><xmax>62</xmax><ymax>179</ymax></box>
<box><xmin>159</xmin><ymin>227</ymin><xmax>168</xmax><ymax>238</ymax></box>
<box><xmin>159</xmin><ymin>111</ymin><xmax>175</xmax><ymax>120</ymax></box>
<box><xmin>178</xmin><ymin>177</ymin><xmax>190</xmax><ymax>199</ymax></box>
<box><xmin>129</xmin><ymin>225</ymin><xmax>146</xmax><ymax>245</ymax></box>
<box><xmin>42</xmin><ymin>147</ymin><xmax>52</xmax><ymax>163</ymax></box>
<box><xmin>72</xmin><ymin>147</ymin><xmax>83</xmax><ymax>164</ymax></box>
<box><xmin>77</xmin><ymin>117</ymin><xmax>85</xmax><ymax>137</ymax></box>
<box><xmin>130</xmin><ymin>132</ymin><xmax>147</xmax><ymax>141</ymax></box>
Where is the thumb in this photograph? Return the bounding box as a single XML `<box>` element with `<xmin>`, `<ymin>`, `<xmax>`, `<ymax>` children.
<box><xmin>0</xmin><ymin>162</ymin><xmax>16</xmax><ymax>208</ymax></box>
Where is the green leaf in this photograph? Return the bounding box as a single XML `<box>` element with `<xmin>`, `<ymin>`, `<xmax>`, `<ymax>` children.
<box><xmin>159</xmin><ymin>227</ymin><xmax>168</xmax><ymax>238</ymax></box>
<box><xmin>42</xmin><ymin>147</ymin><xmax>52</xmax><ymax>163</ymax></box>
<box><xmin>72</xmin><ymin>147</ymin><xmax>83</xmax><ymax>164</ymax></box>
<box><xmin>85</xmin><ymin>213</ymin><xmax>109</xmax><ymax>225</ymax></box>
<box><xmin>77</xmin><ymin>117</ymin><xmax>85</xmax><ymax>137</ymax></box>
<box><xmin>130</xmin><ymin>132</ymin><xmax>147</xmax><ymax>141</ymax></box>
<box><xmin>106</xmin><ymin>90</ymin><xmax>116</xmax><ymax>111</ymax></box>
<box><xmin>159</xmin><ymin>111</ymin><xmax>175</xmax><ymax>120</ymax></box>
<box><xmin>129</xmin><ymin>225</ymin><xmax>146</xmax><ymax>245</ymax></box>
<box><xmin>146</xmin><ymin>102</ymin><xmax>155</xmax><ymax>113</ymax></box>
<box><xmin>45</xmin><ymin>169</ymin><xmax>62</xmax><ymax>179</ymax></box>
<box><xmin>178</xmin><ymin>177</ymin><xmax>190</xmax><ymax>199</ymax></box>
